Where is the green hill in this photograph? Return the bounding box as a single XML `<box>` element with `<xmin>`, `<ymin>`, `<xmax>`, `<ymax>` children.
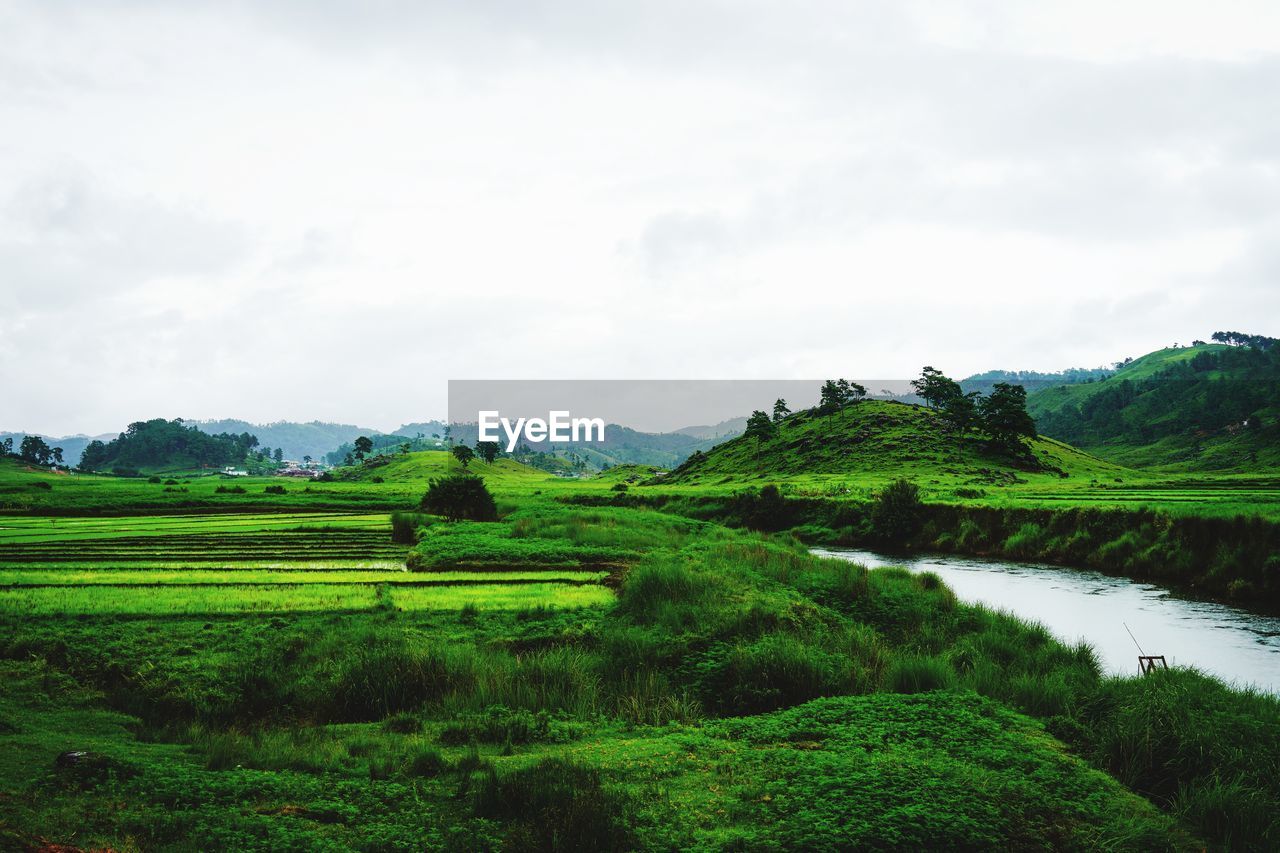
<box><xmin>337</xmin><ymin>450</ymin><xmax>555</xmax><ymax>485</ymax></box>
<box><xmin>78</xmin><ymin>419</ymin><xmax>259</xmax><ymax>474</ymax></box>
<box><xmin>665</xmin><ymin>400</ymin><xmax>1124</xmax><ymax>488</ymax></box>
<box><xmin>1029</xmin><ymin>340</ymin><xmax>1280</xmax><ymax>470</ymax></box>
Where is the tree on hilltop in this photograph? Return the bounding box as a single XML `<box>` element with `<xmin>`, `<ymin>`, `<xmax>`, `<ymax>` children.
<box><xmin>979</xmin><ymin>383</ymin><xmax>1036</xmax><ymax>453</ymax></box>
<box><xmin>451</xmin><ymin>443</ymin><xmax>475</xmax><ymax>469</ymax></box>
<box><xmin>744</xmin><ymin>410</ymin><xmax>776</xmax><ymax>460</ymax></box>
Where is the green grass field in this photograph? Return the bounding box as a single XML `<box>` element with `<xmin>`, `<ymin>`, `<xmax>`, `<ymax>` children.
<box><xmin>3</xmin><ymin>421</ymin><xmax>1280</xmax><ymax>849</ymax></box>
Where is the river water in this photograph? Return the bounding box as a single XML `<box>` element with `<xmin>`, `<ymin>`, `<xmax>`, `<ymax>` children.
<box><xmin>812</xmin><ymin>548</ymin><xmax>1280</xmax><ymax>693</ymax></box>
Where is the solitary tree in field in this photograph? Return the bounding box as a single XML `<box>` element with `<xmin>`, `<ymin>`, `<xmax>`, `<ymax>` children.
<box><xmin>303</xmin><ymin>455</ymin><xmax>312</xmax><ymax>464</ymax></box>
<box><xmin>273</xmin><ymin>447</ymin><xmax>283</xmax><ymax>463</ymax></box>
<box><xmin>0</xmin><ymin>437</ymin><xmax>11</xmax><ymax>456</ymax></box>
<box><xmin>451</xmin><ymin>443</ymin><xmax>475</xmax><ymax>469</ymax></box>
<box><xmin>475</xmin><ymin>440</ymin><xmax>500</xmax><ymax>464</ymax></box>
<box><xmin>420</xmin><ymin>474</ymin><xmax>497</xmax><ymax>522</ymax></box>
<box><xmin>353</xmin><ymin>435</ymin><xmax>374</xmax><ymax>462</ymax></box>
<box><xmin>400</xmin><ymin>442</ymin><xmax>411</xmax><ymax>455</ymax></box>
<box><xmin>52</xmin><ymin>447</ymin><xmax>64</xmax><ymax>466</ymax></box>
<box><xmin>772</xmin><ymin>398</ymin><xmax>790</xmax><ymax>423</ymax></box>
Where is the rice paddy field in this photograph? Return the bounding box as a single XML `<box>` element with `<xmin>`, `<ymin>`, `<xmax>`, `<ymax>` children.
<box><xmin>0</xmin><ymin>512</ymin><xmax>615</xmax><ymax>617</ymax></box>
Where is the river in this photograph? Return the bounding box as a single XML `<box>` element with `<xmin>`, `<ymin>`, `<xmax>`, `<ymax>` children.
<box><xmin>812</xmin><ymin>548</ymin><xmax>1280</xmax><ymax>693</ymax></box>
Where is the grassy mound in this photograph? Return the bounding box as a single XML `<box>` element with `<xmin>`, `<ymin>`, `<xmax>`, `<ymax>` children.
<box><xmin>338</xmin><ymin>450</ymin><xmax>552</xmax><ymax>485</ymax></box>
<box><xmin>666</xmin><ymin>400</ymin><xmax>1124</xmax><ymax>487</ymax></box>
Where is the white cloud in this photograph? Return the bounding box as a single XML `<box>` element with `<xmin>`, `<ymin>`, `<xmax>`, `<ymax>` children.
<box><xmin>1</xmin><ymin>1</ymin><xmax>1277</xmax><ymax>434</ymax></box>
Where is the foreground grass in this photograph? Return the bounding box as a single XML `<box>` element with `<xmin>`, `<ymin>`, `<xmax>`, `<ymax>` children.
<box><xmin>1</xmin><ymin>500</ymin><xmax>1276</xmax><ymax>848</ymax></box>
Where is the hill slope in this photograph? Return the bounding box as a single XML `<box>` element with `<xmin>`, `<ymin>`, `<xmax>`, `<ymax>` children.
<box><xmin>1028</xmin><ymin>342</ymin><xmax>1280</xmax><ymax>470</ymax></box>
<box><xmin>666</xmin><ymin>400</ymin><xmax>1124</xmax><ymax>487</ymax></box>
<box><xmin>337</xmin><ymin>450</ymin><xmax>555</xmax><ymax>485</ymax></box>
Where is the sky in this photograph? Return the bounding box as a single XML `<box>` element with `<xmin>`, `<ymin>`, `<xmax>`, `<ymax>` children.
<box><xmin>3</xmin><ymin>1</ymin><xmax>1279</xmax><ymax>435</ymax></box>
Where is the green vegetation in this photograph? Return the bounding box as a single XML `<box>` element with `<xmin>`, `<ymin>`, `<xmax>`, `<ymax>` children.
<box><xmin>421</xmin><ymin>474</ymin><xmax>498</xmax><ymax>522</ymax></box>
<box><xmin>79</xmin><ymin>418</ymin><xmax>262</xmax><ymax>474</ymax></box>
<box><xmin>1029</xmin><ymin>336</ymin><xmax>1280</xmax><ymax>471</ymax></box>
<box><xmin>666</xmin><ymin>398</ymin><xmax>1122</xmax><ymax>487</ymax></box>
<box><xmin>5</xmin><ymin>358</ymin><xmax>1280</xmax><ymax>849</ymax></box>
<box><xmin>1</xmin><ymin>491</ymin><xmax>1277</xmax><ymax>849</ymax></box>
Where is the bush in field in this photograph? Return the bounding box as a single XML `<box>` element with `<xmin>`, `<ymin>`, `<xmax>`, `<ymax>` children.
<box><xmin>390</xmin><ymin>511</ymin><xmax>428</xmax><ymax>544</ymax></box>
<box><xmin>438</xmin><ymin>705</ymin><xmax>573</xmax><ymax>746</ymax></box>
<box><xmin>884</xmin><ymin>654</ymin><xmax>955</xmax><ymax>693</ymax></box>
<box><xmin>1003</xmin><ymin>522</ymin><xmax>1046</xmax><ymax>559</ymax></box>
<box><xmin>473</xmin><ymin>758</ymin><xmax>635</xmax><ymax>852</ymax></box>
<box><xmin>695</xmin><ymin>635</ymin><xmax>853</xmax><ymax>714</ymax></box>
<box><xmin>420</xmin><ymin>474</ymin><xmax>497</xmax><ymax>522</ymax></box>
<box><xmin>870</xmin><ymin>478</ymin><xmax>923</xmax><ymax>543</ymax></box>
<box><xmin>263</xmin><ymin>484</ymin><xmax>286</xmax><ymax>494</ymax></box>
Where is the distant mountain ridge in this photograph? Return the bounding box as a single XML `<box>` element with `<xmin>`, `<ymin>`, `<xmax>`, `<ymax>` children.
<box><xmin>190</xmin><ymin>420</ymin><xmax>382</xmax><ymax>461</ymax></box>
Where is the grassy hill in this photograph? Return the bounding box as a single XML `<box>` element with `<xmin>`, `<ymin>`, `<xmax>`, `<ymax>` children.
<box><xmin>665</xmin><ymin>400</ymin><xmax>1124</xmax><ymax>489</ymax></box>
<box><xmin>1029</xmin><ymin>342</ymin><xmax>1280</xmax><ymax>470</ymax></box>
<box><xmin>338</xmin><ymin>450</ymin><xmax>555</xmax><ymax>486</ymax></box>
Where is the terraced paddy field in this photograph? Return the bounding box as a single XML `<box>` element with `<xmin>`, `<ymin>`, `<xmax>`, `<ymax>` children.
<box><xmin>0</xmin><ymin>512</ymin><xmax>615</xmax><ymax>616</ymax></box>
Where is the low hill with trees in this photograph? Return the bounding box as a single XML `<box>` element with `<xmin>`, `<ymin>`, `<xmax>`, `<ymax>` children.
<box><xmin>666</xmin><ymin>375</ymin><xmax>1122</xmax><ymax>488</ymax></box>
<box><xmin>335</xmin><ymin>449</ymin><xmax>553</xmax><ymax>486</ymax></box>
<box><xmin>78</xmin><ymin>419</ymin><xmax>260</xmax><ymax>474</ymax></box>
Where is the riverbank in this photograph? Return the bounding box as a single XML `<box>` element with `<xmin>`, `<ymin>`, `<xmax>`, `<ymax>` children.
<box><xmin>816</xmin><ymin>547</ymin><xmax>1280</xmax><ymax>692</ymax></box>
<box><xmin>567</xmin><ymin>492</ymin><xmax>1280</xmax><ymax>612</ymax></box>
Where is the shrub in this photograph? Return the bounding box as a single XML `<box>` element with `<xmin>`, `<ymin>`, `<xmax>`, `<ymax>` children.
<box><xmin>421</xmin><ymin>474</ymin><xmax>498</xmax><ymax>522</ymax></box>
<box><xmin>215</xmin><ymin>485</ymin><xmax>246</xmax><ymax>494</ymax></box>
<box><xmin>884</xmin><ymin>654</ymin><xmax>955</xmax><ymax>693</ymax></box>
<box><xmin>697</xmin><ymin>636</ymin><xmax>853</xmax><ymax>714</ymax></box>
<box><xmin>1004</xmin><ymin>522</ymin><xmax>1046</xmax><ymax>559</ymax></box>
<box><xmin>438</xmin><ymin>705</ymin><xmax>563</xmax><ymax>746</ymax></box>
<box><xmin>147</xmin><ymin>475</ymin><xmax>162</xmax><ymax>484</ymax></box>
<box><xmin>383</xmin><ymin>712</ymin><xmax>422</xmax><ymax>734</ymax></box>
<box><xmin>615</xmin><ymin>560</ymin><xmax>718</xmax><ymax>623</ymax></box>
<box><xmin>473</xmin><ymin>758</ymin><xmax>635</xmax><ymax>852</ymax></box>
<box><xmin>403</xmin><ymin>747</ymin><xmax>448</xmax><ymax>778</ymax></box>
<box><xmin>390</xmin><ymin>511</ymin><xmax>428</xmax><ymax>544</ymax></box>
<box><xmin>263</xmin><ymin>484</ymin><xmax>286</xmax><ymax>494</ymax></box>
<box><xmin>871</xmin><ymin>479</ymin><xmax>923</xmax><ymax>543</ymax></box>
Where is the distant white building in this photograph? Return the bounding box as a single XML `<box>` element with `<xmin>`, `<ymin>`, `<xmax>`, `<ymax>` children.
<box><xmin>222</xmin><ymin>466</ymin><xmax>248</xmax><ymax>477</ymax></box>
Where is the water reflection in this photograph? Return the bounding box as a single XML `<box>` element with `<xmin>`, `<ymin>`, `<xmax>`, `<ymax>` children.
<box><xmin>813</xmin><ymin>548</ymin><xmax>1280</xmax><ymax>693</ymax></box>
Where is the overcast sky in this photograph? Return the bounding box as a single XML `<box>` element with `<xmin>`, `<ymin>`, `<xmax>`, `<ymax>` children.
<box><xmin>3</xmin><ymin>1</ymin><xmax>1278</xmax><ymax>435</ymax></box>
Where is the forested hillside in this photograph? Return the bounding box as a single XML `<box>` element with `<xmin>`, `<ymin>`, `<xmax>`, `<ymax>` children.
<box><xmin>79</xmin><ymin>419</ymin><xmax>259</xmax><ymax>474</ymax></box>
<box><xmin>1029</xmin><ymin>335</ymin><xmax>1280</xmax><ymax>469</ymax></box>
<box><xmin>193</xmin><ymin>420</ymin><xmax>379</xmax><ymax>462</ymax></box>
